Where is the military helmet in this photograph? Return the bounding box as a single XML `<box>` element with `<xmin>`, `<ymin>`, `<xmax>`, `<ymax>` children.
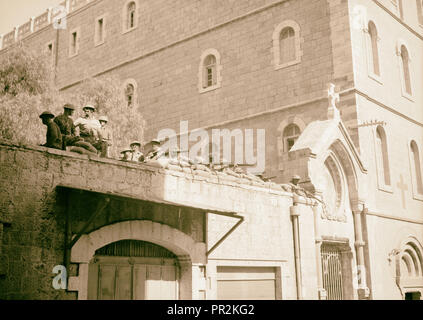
<box><xmin>39</xmin><ymin>111</ymin><xmax>55</xmax><ymax>119</ymax></box>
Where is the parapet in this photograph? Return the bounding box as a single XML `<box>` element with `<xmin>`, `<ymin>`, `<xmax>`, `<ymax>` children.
<box><xmin>0</xmin><ymin>0</ymin><xmax>94</xmax><ymax>51</ymax></box>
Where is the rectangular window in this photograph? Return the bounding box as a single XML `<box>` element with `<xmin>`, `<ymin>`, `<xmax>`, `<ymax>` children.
<box><xmin>207</xmin><ymin>68</ymin><xmax>213</xmax><ymax>87</ymax></box>
<box><xmin>69</xmin><ymin>30</ymin><xmax>79</xmax><ymax>57</ymax></box>
<box><xmin>95</xmin><ymin>17</ymin><xmax>106</xmax><ymax>46</ymax></box>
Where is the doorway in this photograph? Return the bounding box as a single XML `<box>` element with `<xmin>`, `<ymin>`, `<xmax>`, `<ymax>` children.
<box><xmin>88</xmin><ymin>240</ymin><xmax>179</xmax><ymax>300</ymax></box>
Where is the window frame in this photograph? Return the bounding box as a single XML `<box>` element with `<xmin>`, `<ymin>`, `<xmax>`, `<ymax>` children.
<box><xmin>122</xmin><ymin>79</ymin><xmax>138</xmax><ymax>108</ymax></box>
<box><xmin>272</xmin><ymin>20</ymin><xmax>302</xmax><ymax>70</ymax></box>
<box><xmin>122</xmin><ymin>0</ymin><xmax>139</xmax><ymax>34</ymax></box>
<box><xmin>198</xmin><ymin>48</ymin><xmax>222</xmax><ymax>94</ymax></box>
<box><xmin>396</xmin><ymin>40</ymin><xmax>414</xmax><ymax>102</ymax></box>
<box><xmin>373</xmin><ymin>125</ymin><xmax>393</xmax><ymax>193</ymax></box>
<box><xmin>282</xmin><ymin>124</ymin><xmax>301</xmax><ymax>153</ymax></box>
<box><xmin>68</xmin><ymin>27</ymin><xmax>80</xmax><ymax>58</ymax></box>
<box><xmin>408</xmin><ymin>140</ymin><xmax>423</xmax><ymax>201</ymax></box>
<box><xmin>418</xmin><ymin>0</ymin><xmax>423</xmax><ymax>27</ymax></box>
<box><xmin>364</xmin><ymin>20</ymin><xmax>383</xmax><ymax>84</ymax></box>
<box><xmin>94</xmin><ymin>14</ymin><xmax>107</xmax><ymax>47</ymax></box>
<box><xmin>46</xmin><ymin>40</ymin><xmax>55</xmax><ymax>64</ymax></box>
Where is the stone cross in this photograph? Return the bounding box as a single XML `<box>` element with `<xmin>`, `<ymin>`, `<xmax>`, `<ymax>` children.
<box><xmin>327</xmin><ymin>83</ymin><xmax>340</xmax><ymax>120</ymax></box>
<box><xmin>396</xmin><ymin>174</ymin><xmax>408</xmax><ymax>209</ymax></box>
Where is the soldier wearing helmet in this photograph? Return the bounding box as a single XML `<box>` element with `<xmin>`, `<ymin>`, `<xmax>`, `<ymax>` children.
<box><xmin>39</xmin><ymin>111</ymin><xmax>62</xmax><ymax>150</ymax></box>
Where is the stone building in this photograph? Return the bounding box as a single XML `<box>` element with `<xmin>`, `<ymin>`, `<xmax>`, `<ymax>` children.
<box><xmin>0</xmin><ymin>0</ymin><xmax>422</xmax><ymax>300</ymax></box>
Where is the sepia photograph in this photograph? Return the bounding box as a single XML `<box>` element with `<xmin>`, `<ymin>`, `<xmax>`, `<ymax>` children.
<box><xmin>0</xmin><ymin>0</ymin><xmax>422</xmax><ymax>308</ymax></box>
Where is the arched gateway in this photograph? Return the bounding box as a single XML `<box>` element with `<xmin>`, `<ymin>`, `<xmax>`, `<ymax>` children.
<box><xmin>88</xmin><ymin>240</ymin><xmax>179</xmax><ymax>300</ymax></box>
<box><xmin>68</xmin><ymin>220</ymin><xmax>206</xmax><ymax>300</ymax></box>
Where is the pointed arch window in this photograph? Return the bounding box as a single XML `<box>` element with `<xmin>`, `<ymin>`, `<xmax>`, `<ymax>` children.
<box><xmin>410</xmin><ymin>141</ymin><xmax>423</xmax><ymax>196</ymax></box>
<box><xmin>283</xmin><ymin>124</ymin><xmax>301</xmax><ymax>152</ymax></box>
<box><xmin>375</xmin><ymin>126</ymin><xmax>391</xmax><ymax>187</ymax></box>
<box><xmin>368</xmin><ymin>21</ymin><xmax>380</xmax><ymax>77</ymax></box>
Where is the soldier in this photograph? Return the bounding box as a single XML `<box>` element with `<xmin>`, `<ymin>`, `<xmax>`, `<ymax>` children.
<box><xmin>120</xmin><ymin>148</ymin><xmax>133</xmax><ymax>162</ymax></box>
<box><xmin>98</xmin><ymin>116</ymin><xmax>113</xmax><ymax>158</ymax></box>
<box><xmin>130</xmin><ymin>141</ymin><xmax>144</xmax><ymax>162</ymax></box>
<box><xmin>144</xmin><ymin>139</ymin><xmax>164</xmax><ymax>161</ymax></box>
<box><xmin>74</xmin><ymin>105</ymin><xmax>101</xmax><ymax>146</ymax></box>
<box><xmin>54</xmin><ymin>103</ymin><xmax>81</xmax><ymax>150</ymax></box>
<box><xmin>39</xmin><ymin>111</ymin><xmax>62</xmax><ymax>150</ymax></box>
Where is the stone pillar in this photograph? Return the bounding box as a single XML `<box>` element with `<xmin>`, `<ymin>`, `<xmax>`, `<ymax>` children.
<box><xmin>290</xmin><ymin>195</ymin><xmax>303</xmax><ymax>300</ymax></box>
<box><xmin>178</xmin><ymin>256</ymin><xmax>192</xmax><ymax>300</ymax></box>
<box><xmin>311</xmin><ymin>191</ymin><xmax>327</xmax><ymax>300</ymax></box>
<box><xmin>352</xmin><ymin>203</ymin><xmax>370</xmax><ymax>299</ymax></box>
<box><xmin>192</xmin><ymin>263</ymin><xmax>207</xmax><ymax>300</ymax></box>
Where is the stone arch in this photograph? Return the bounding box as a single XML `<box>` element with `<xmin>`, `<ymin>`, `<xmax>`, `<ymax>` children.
<box><xmin>328</xmin><ymin>139</ymin><xmax>359</xmax><ymax>207</ymax></box>
<box><xmin>69</xmin><ymin>220</ymin><xmax>206</xmax><ymax>299</ymax></box>
<box><xmin>395</xmin><ymin>236</ymin><xmax>423</xmax><ymax>298</ymax></box>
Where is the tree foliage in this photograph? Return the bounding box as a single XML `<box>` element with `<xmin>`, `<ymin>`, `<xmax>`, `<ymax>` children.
<box><xmin>0</xmin><ymin>44</ymin><xmax>145</xmax><ymax>158</ymax></box>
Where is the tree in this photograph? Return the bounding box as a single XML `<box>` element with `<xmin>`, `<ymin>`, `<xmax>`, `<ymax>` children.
<box><xmin>0</xmin><ymin>44</ymin><xmax>145</xmax><ymax>157</ymax></box>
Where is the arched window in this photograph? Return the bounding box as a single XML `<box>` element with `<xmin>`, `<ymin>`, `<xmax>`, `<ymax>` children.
<box><xmin>123</xmin><ymin>1</ymin><xmax>138</xmax><ymax>32</ymax></box>
<box><xmin>418</xmin><ymin>0</ymin><xmax>423</xmax><ymax>25</ymax></box>
<box><xmin>123</xmin><ymin>79</ymin><xmax>138</xmax><ymax>107</ymax></box>
<box><xmin>279</xmin><ymin>27</ymin><xmax>296</xmax><ymax>65</ymax></box>
<box><xmin>283</xmin><ymin>124</ymin><xmax>301</xmax><ymax>152</ymax></box>
<box><xmin>203</xmin><ymin>55</ymin><xmax>217</xmax><ymax>88</ymax></box>
<box><xmin>375</xmin><ymin>126</ymin><xmax>391</xmax><ymax>186</ymax></box>
<box><xmin>400</xmin><ymin>45</ymin><xmax>412</xmax><ymax>95</ymax></box>
<box><xmin>125</xmin><ymin>84</ymin><xmax>135</xmax><ymax>107</ymax></box>
<box><xmin>128</xmin><ymin>2</ymin><xmax>136</xmax><ymax>29</ymax></box>
<box><xmin>410</xmin><ymin>141</ymin><xmax>423</xmax><ymax>195</ymax></box>
<box><xmin>272</xmin><ymin>20</ymin><xmax>302</xmax><ymax>69</ymax></box>
<box><xmin>368</xmin><ymin>21</ymin><xmax>380</xmax><ymax>76</ymax></box>
<box><xmin>198</xmin><ymin>49</ymin><xmax>222</xmax><ymax>93</ymax></box>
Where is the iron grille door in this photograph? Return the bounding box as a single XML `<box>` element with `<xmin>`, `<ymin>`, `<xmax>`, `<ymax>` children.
<box><xmin>321</xmin><ymin>245</ymin><xmax>344</xmax><ymax>300</ymax></box>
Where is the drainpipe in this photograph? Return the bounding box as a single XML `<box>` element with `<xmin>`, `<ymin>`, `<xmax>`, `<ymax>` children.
<box><xmin>311</xmin><ymin>195</ymin><xmax>327</xmax><ymax>300</ymax></box>
<box><xmin>353</xmin><ymin>203</ymin><xmax>370</xmax><ymax>299</ymax></box>
<box><xmin>290</xmin><ymin>194</ymin><xmax>302</xmax><ymax>300</ymax></box>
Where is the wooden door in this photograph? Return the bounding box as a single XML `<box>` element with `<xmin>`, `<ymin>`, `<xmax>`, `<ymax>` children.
<box><xmin>89</xmin><ymin>256</ymin><xmax>178</xmax><ymax>300</ymax></box>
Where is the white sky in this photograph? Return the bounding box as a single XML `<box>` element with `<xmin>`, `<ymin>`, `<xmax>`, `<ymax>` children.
<box><xmin>0</xmin><ymin>0</ymin><xmax>63</xmax><ymax>35</ymax></box>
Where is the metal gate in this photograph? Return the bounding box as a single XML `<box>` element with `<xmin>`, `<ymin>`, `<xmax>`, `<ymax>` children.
<box><xmin>321</xmin><ymin>245</ymin><xmax>344</xmax><ymax>300</ymax></box>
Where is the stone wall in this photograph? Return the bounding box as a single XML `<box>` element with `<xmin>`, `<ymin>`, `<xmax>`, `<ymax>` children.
<box><xmin>0</xmin><ymin>140</ymin><xmax>315</xmax><ymax>299</ymax></box>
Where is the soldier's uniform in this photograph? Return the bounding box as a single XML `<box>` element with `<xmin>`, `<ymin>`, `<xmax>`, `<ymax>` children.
<box><xmin>130</xmin><ymin>141</ymin><xmax>144</xmax><ymax>162</ymax></box>
<box><xmin>54</xmin><ymin>104</ymin><xmax>80</xmax><ymax>150</ymax></box>
<box><xmin>98</xmin><ymin>116</ymin><xmax>113</xmax><ymax>158</ymax></box>
<box><xmin>144</xmin><ymin>139</ymin><xmax>164</xmax><ymax>161</ymax></box>
<box><xmin>120</xmin><ymin>148</ymin><xmax>133</xmax><ymax>162</ymax></box>
<box><xmin>74</xmin><ymin>105</ymin><xmax>102</xmax><ymax>153</ymax></box>
<box><xmin>40</xmin><ymin>111</ymin><xmax>62</xmax><ymax>150</ymax></box>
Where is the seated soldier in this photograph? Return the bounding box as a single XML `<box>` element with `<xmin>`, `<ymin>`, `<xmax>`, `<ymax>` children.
<box><xmin>120</xmin><ymin>148</ymin><xmax>133</xmax><ymax>162</ymax></box>
<box><xmin>39</xmin><ymin>111</ymin><xmax>62</xmax><ymax>150</ymax></box>
<box><xmin>130</xmin><ymin>141</ymin><xmax>144</xmax><ymax>162</ymax></box>
<box><xmin>144</xmin><ymin>139</ymin><xmax>164</xmax><ymax>162</ymax></box>
<box><xmin>54</xmin><ymin>103</ymin><xmax>81</xmax><ymax>150</ymax></box>
<box><xmin>74</xmin><ymin>104</ymin><xmax>103</xmax><ymax>154</ymax></box>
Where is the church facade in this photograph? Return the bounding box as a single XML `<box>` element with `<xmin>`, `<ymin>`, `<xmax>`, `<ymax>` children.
<box><xmin>0</xmin><ymin>0</ymin><xmax>422</xmax><ymax>300</ymax></box>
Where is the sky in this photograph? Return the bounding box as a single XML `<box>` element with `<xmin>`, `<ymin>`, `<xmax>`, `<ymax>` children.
<box><xmin>0</xmin><ymin>0</ymin><xmax>63</xmax><ymax>35</ymax></box>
